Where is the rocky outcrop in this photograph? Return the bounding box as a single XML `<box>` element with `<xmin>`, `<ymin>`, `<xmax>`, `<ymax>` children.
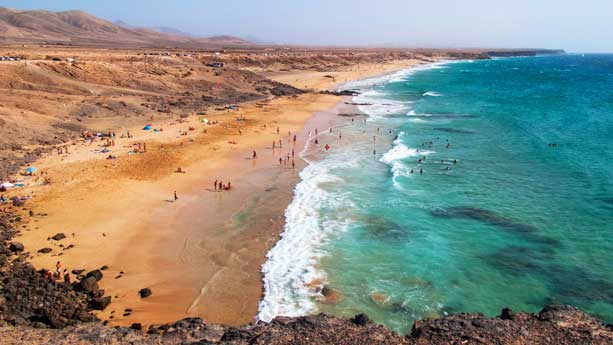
<box><xmin>0</xmin><ymin>306</ymin><xmax>611</xmax><ymax>344</ymax></box>
<box><xmin>0</xmin><ymin>213</ymin><xmax>108</xmax><ymax>329</ymax></box>
<box><xmin>320</xmin><ymin>90</ymin><xmax>360</xmax><ymax>96</ymax></box>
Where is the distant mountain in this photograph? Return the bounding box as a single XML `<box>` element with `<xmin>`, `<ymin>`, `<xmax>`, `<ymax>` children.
<box><xmin>0</xmin><ymin>7</ymin><xmax>252</xmax><ymax>48</ymax></box>
<box><xmin>115</xmin><ymin>20</ymin><xmax>197</xmax><ymax>38</ymax></box>
<box><xmin>113</xmin><ymin>20</ymin><xmax>135</xmax><ymax>29</ymax></box>
<box><xmin>152</xmin><ymin>26</ymin><xmax>195</xmax><ymax>37</ymax></box>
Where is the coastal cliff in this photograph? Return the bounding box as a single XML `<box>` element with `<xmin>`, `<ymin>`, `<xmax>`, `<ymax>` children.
<box><xmin>1</xmin><ymin>213</ymin><xmax>612</xmax><ymax>344</ymax></box>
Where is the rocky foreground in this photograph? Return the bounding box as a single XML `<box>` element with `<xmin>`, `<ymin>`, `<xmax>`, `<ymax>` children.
<box><xmin>0</xmin><ymin>305</ymin><xmax>611</xmax><ymax>344</ymax></box>
<box><xmin>2</xmin><ymin>211</ymin><xmax>612</xmax><ymax>344</ymax></box>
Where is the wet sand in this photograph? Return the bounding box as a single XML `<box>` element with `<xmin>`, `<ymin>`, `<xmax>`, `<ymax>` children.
<box><xmin>12</xmin><ymin>59</ymin><xmax>425</xmax><ymax>327</ymax></box>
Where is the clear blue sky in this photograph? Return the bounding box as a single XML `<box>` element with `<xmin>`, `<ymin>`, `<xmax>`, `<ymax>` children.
<box><xmin>1</xmin><ymin>0</ymin><xmax>611</xmax><ymax>52</ymax></box>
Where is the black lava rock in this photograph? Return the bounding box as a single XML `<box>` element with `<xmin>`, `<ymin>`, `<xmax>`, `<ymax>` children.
<box><xmin>351</xmin><ymin>313</ymin><xmax>371</xmax><ymax>326</ymax></box>
<box><xmin>78</xmin><ymin>276</ymin><xmax>99</xmax><ymax>293</ymax></box>
<box><xmin>8</xmin><ymin>242</ymin><xmax>24</xmax><ymax>252</ymax></box>
<box><xmin>500</xmin><ymin>307</ymin><xmax>515</xmax><ymax>320</ymax></box>
<box><xmin>86</xmin><ymin>269</ymin><xmax>103</xmax><ymax>281</ymax></box>
<box><xmin>51</xmin><ymin>233</ymin><xmax>66</xmax><ymax>241</ymax></box>
<box><xmin>89</xmin><ymin>296</ymin><xmax>111</xmax><ymax>311</ymax></box>
<box><xmin>139</xmin><ymin>288</ymin><xmax>152</xmax><ymax>298</ymax></box>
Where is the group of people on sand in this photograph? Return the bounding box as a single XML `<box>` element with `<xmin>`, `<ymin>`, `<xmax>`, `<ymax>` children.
<box><xmin>44</xmin><ymin>261</ymin><xmax>72</xmax><ymax>283</ymax></box>
<box><xmin>213</xmin><ymin>179</ymin><xmax>232</xmax><ymax>191</ymax></box>
<box><xmin>56</xmin><ymin>146</ymin><xmax>70</xmax><ymax>155</ymax></box>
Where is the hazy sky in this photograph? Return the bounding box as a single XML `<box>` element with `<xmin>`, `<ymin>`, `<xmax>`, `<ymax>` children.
<box><xmin>1</xmin><ymin>0</ymin><xmax>611</xmax><ymax>52</ymax></box>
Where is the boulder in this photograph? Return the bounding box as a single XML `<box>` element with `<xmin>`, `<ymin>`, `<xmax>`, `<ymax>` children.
<box><xmin>8</xmin><ymin>242</ymin><xmax>24</xmax><ymax>252</ymax></box>
<box><xmin>139</xmin><ymin>288</ymin><xmax>152</xmax><ymax>298</ymax></box>
<box><xmin>71</xmin><ymin>269</ymin><xmax>85</xmax><ymax>275</ymax></box>
<box><xmin>351</xmin><ymin>313</ymin><xmax>371</xmax><ymax>326</ymax></box>
<box><xmin>51</xmin><ymin>233</ymin><xmax>66</xmax><ymax>241</ymax></box>
<box><xmin>79</xmin><ymin>276</ymin><xmax>99</xmax><ymax>293</ymax></box>
<box><xmin>499</xmin><ymin>307</ymin><xmax>515</xmax><ymax>320</ymax></box>
<box><xmin>86</xmin><ymin>269</ymin><xmax>103</xmax><ymax>282</ymax></box>
<box><xmin>131</xmin><ymin>323</ymin><xmax>143</xmax><ymax>331</ymax></box>
<box><xmin>89</xmin><ymin>296</ymin><xmax>111</xmax><ymax>311</ymax></box>
<box><xmin>38</xmin><ymin>247</ymin><xmax>52</xmax><ymax>254</ymax></box>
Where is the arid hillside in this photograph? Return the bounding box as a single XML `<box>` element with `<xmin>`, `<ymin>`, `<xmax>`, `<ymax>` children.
<box><xmin>0</xmin><ymin>6</ymin><xmax>250</xmax><ymax>47</ymax></box>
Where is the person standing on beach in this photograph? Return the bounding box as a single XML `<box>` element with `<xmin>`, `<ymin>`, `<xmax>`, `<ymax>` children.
<box><xmin>276</xmin><ymin>127</ymin><xmax>280</xmax><ymax>134</ymax></box>
<box><xmin>214</xmin><ymin>180</ymin><xmax>218</xmax><ymax>190</ymax></box>
<box><xmin>253</xmin><ymin>150</ymin><xmax>257</xmax><ymax>159</ymax></box>
<box><xmin>174</xmin><ymin>191</ymin><xmax>178</xmax><ymax>201</ymax></box>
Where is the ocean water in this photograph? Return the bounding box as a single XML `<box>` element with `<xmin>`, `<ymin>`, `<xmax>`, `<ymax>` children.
<box><xmin>259</xmin><ymin>54</ymin><xmax>613</xmax><ymax>334</ymax></box>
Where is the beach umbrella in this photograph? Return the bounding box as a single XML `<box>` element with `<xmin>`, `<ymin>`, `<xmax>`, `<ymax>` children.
<box><xmin>143</xmin><ymin>125</ymin><xmax>152</xmax><ymax>130</ymax></box>
<box><xmin>26</xmin><ymin>167</ymin><xmax>37</xmax><ymax>174</ymax></box>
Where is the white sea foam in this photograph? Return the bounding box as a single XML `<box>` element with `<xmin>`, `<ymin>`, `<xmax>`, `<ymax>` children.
<box><xmin>422</xmin><ymin>91</ymin><xmax>442</xmax><ymax>97</ymax></box>
<box><xmin>380</xmin><ymin>144</ymin><xmax>433</xmax><ymax>165</ymax></box>
<box><xmin>408</xmin><ymin>118</ymin><xmax>428</xmax><ymax>123</ymax></box>
<box><xmin>258</xmin><ymin>157</ymin><xmax>354</xmax><ymax>321</ymax></box>
<box><xmin>380</xmin><ymin>144</ymin><xmax>435</xmax><ymax>189</ymax></box>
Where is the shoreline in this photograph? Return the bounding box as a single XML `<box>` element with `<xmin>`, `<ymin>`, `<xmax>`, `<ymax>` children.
<box><xmin>7</xmin><ymin>58</ymin><xmax>429</xmax><ymax>327</ymax></box>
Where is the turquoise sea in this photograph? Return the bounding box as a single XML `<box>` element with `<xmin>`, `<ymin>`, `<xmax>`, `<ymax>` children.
<box><xmin>259</xmin><ymin>54</ymin><xmax>613</xmax><ymax>334</ymax></box>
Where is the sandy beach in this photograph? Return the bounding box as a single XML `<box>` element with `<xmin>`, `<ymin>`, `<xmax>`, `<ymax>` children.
<box><xmin>9</xmin><ymin>58</ymin><xmax>424</xmax><ymax>327</ymax></box>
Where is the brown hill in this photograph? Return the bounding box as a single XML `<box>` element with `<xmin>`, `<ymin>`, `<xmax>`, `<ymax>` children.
<box><xmin>0</xmin><ymin>7</ymin><xmax>251</xmax><ymax>48</ymax></box>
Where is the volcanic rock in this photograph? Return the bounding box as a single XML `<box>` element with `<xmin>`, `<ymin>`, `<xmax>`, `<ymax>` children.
<box><xmin>8</xmin><ymin>242</ymin><xmax>24</xmax><ymax>252</ymax></box>
<box><xmin>51</xmin><ymin>233</ymin><xmax>66</xmax><ymax>241</ymax></box>
<box><xmin>139</xmin><ymin>288</ymin><xmax>152</xmax><ymax>298</ymax></box>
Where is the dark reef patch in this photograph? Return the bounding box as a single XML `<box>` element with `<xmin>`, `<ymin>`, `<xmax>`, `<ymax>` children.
<box><xmin>480</xmin><ymin>245</ymin><xmax>555</xmax><ymax>276</ymax></box>
<box><xmin>430</xmin><ymin>206</ymin><xmax>559</xmax><ymax>246</ymax></box>
<box><xmin>360</xmin><ymin>215</ymin><xmax>410</xmax><ymax>242</ymax></box>
<box><xmin>433</xmin><ymin>127</ymin><xmax>476</xmax><ymax>134</ymax></box>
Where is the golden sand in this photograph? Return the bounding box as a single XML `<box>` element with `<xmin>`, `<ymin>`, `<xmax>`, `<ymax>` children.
<box><xmin>13</xmin><ymin>59</ymin><xmax>423</xmax><ymax>327</ymax></box>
